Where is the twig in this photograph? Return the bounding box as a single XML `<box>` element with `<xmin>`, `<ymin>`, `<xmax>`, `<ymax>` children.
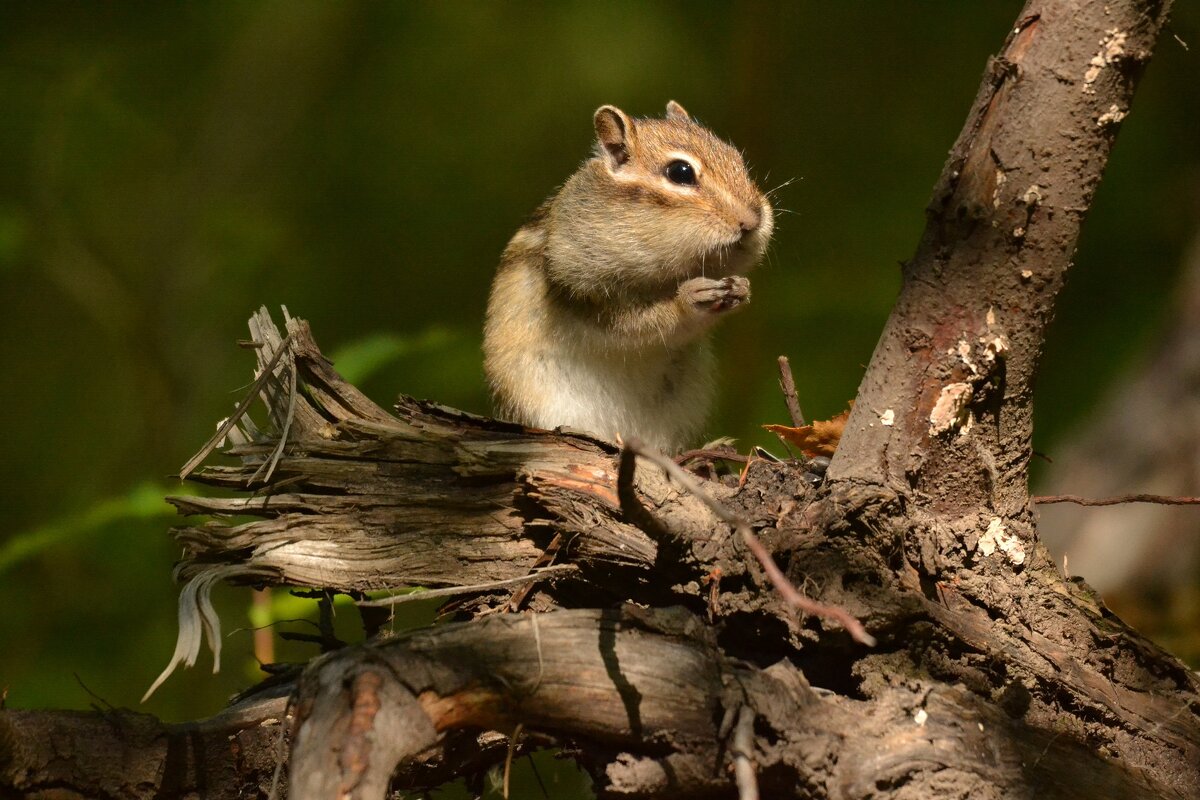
<box><xmin>279</xmin><ymin>631</ymin><xmax>346</xmax><ymax>648</ymax></box>
<box><xmin>316</xmin><ymin>592</ymin><xmax>337</xmax><ymax>652</ymax></box>
<box><xmin>507</xmin><ymin>533</ymin><xmax>564</xmax><ymax>611</ymax></box>
<box><xmin>736</xmin><ymin>518</ymin><xmax>876</xmax><ymax>646</ymax></box>
<box><xmin>618</xmin><ymin>446</ymin><xmax>674</xmax><ymax>542</ymax></box>
<box><xmin>623</xmin><ymin>439</ymin><xmax>876</xmax><ymax>647</ymax></box>
<box><xmin>1032</xmin><ymin>494</ymin><xmax>1200</xmax><ymax>506</ymax></box>
<box><xmin>676</xmin><ymin>447</ymin><xmax>750</xmax><ymax>465</ymax></box>
<box><xmin>525</xmin><ymin>613</ymin><xmax>546</xmax><ymax>696</ymax></box>
<box><xmin>250</xmin><ymin>348</ymin><xmax>297</xmax><ymax>485</ymax></box>
<box><xmin>527</xmin><ymin>753</ymin><xmax>549</xmax><ymax>799</ymax></box>
<box><xmin>251</xmin><ymin>588</ymin><xmax>274</xmax><ymax>666</ymax></box>
<box><xmin>777</xmin><ymin>355</ymin><xmax>806</xmax><ymax>427</ymax></box>
<box><xmin>625</xmin><ymin>439</ymin><xmax>739</xmax><ymax>526</ymax></box>
<box><xmin>266</xmin><ymin>697</ymin><xmax>291</xmax><ymax>800</ymax></box>
<box><xmin>179</xmin><ymin>331</ymin><xmax>294</xmax><ymax>479</ymax></box>
<box><xmin>503</xmin><ymin>723</ymin><xmax>524</xmax><ymax>800</ymax></box>
<box><xmin>732</xmin><ymin>705</ymin><xmax>759</xmax><ymax>800</ymax></box>
<box><xmin>355</xmin><ymin>565</ymin><xmax>579</xmax><ymax>607</ymax></box>
<box><xmin>737</xmin><ymin>450</ymin><xmax>757</xmax><ymax>489</ymax></box>
<box><xmin>73</xmin><ymin>673</ymin><xmax>116</xmax><ymax>712</ymax></box>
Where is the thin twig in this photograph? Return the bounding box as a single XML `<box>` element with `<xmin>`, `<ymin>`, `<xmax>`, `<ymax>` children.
<box><xmin>676</xmin><ymin>447</ymin><xmax>750</xmax><ymax>465</ymax></box>
<box><xmin>618</xmin><ymin>446</ymin><xmax>673</xmax><ymax>542</ymax></box>
<box><xmin>72</xmin><ymin>673</ymin><xmax>116</xmax><ymax>712</ymax></box>
<box><xmin>266</xmin><ymin>696</ymin><xmax>291</xmax><ymax>800</ymax></box>
<box><xmin>626</xmin><ymin>439</ymin><xmax>739</xmax><ymax>525</ymax></box>
<box><xmin>251</xmin><ymin>349</ymin><xmax>298</xmax><ymax>485</ymax></box>
<box><xmin>507</xmin><ymin>533</ymin><xmax>564</xmax><ymax>611</ymax></box>
<box><xmin>355</xmin><ymin>565</ymin><xmax>579</xmax><ymax>607</ymax></box>
<box><xmin>503</xmin><ymin>723</ymin><xmax>523</xmax><ymax>800</ymax></box>
<box><xmin>736</xmin><ymin>519</ymin><xmax>876</xmax><ymax>646</ymax></box>
<box><xmin>732</xmin><ymin>705</ymin><xmax>759</xmax><ymax>800</ymax></box>
<box><xmin>180</xmin><ymin>331</ymin><xmax>294</xmax><ymax>479</ymax></box>
<box><xmin>315</xmin><ymin>592</ymin><xmax>337</xmax><ymax>652</ymax></box>
<box><xmin>777</xmin><ymin>355</ymin><xmax>806</xmax><ymax>427</ymax></box>
<box><xmin>624</xmin><ymin>440</ymin><xmax>876</xmax><ymax>647</ymax></box>
<box><xmin>1032</xmin><ymin>494</ymin><xmax>1200</xmax><ymax>506</ymax></box>
<box><xmin>527</xmin><ymin>752</ymin><xmax>549</xmax><ymax>799</ymax></box>
<box><xmin>525</xmin><ymin>613</ymin><xmax>546</xmax><ymax>695</ymax></box>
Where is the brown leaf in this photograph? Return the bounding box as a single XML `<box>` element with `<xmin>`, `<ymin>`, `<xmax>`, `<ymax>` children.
<box><xmin>765</xmin><ymin>406</ymin><xmax>852</xmax><ymax>458</ymax></box>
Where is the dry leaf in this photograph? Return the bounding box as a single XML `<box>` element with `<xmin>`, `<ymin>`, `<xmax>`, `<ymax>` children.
<box><xmin>765</xmin><ymin>406</ymin><xmax>852</xmax><ymax>458</ymax></box>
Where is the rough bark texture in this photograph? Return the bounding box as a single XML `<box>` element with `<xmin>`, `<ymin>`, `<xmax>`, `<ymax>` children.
<box><xmin>0</xmin><ymin>690</ymin><xmax>291</xmax><ymax>800</ymax></box>
<box><xmin>3</xmin><ymin>2</ymin><xmax>1198</xmax><ymax>799</ymax></box>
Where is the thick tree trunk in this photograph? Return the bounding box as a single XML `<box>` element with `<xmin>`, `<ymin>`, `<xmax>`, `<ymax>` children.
<box><xmin>3</xmin><ymin>1</ymin><xmax>1196</xmax><ymax>799</ymax></box>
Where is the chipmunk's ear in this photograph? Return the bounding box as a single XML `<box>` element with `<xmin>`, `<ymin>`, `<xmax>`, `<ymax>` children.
<box><xmin>594</xmin><ymin>105</ymin><xmax>634</xmax><ymax>169</ymax></box>
<box><xmin>665</xmin><ymin>100</ymin><xmax>690</xmax><ymax>121</ymax></box>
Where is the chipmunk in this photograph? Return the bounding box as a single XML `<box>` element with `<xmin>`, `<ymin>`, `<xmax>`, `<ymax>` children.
<box><xmin>483</xmin><ymin>101</ymin><xmax>773</xmax><ymax>453</ymax></box>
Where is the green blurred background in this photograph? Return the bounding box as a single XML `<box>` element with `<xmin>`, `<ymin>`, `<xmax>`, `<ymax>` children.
<box><xmin>1</xmin><ymin>0</ymin><xmax>1196</xmax><ymax>755</ymax></box>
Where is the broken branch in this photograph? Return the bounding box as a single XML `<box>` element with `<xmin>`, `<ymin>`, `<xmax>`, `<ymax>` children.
<box><xmin>622</xmin><ymin>439</ymin><xmax>876</xmax><ymax>647</ymax></box>
<box><xmin>1032</xmin><ymin>494</ymin><xmax>1200</xmax><ymax>507</ymax></box>
<box><xmin>777</xmin><ymin>355</ymin><xmax>806</xmax><ymax>427</ymax></box>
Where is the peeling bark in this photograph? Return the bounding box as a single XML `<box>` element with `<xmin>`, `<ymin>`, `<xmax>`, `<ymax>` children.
<box><xmin>2</xmin><ymin>2</ymin><xmax>1197</xmax><ymax>799</ymax></box>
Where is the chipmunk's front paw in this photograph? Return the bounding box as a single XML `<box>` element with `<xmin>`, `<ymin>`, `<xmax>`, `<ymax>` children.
<box><xmin>679</xmin><ymin>276</ymin><xmax>750</xmax><ymax>313</ymax></box>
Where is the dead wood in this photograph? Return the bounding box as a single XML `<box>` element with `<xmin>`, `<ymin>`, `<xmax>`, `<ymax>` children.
<box><xmin>0</xmin><ymin>689</ymin><xmax>291</xmax><ymax>799</ymax></box>
<box><xmin>2</xmin><ymin>2</ymin><xmax>1198</xmax><ymax>799</ymax></box>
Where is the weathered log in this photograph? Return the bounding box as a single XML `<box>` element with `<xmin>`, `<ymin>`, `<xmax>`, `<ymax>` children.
<box><xmin>133</xmin><ymin>287</ymin><xmax>1195</xmax><ymax>799</ymax></box>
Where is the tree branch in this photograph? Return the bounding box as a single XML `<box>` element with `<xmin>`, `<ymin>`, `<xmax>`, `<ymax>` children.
<box><xmin>1034</xmin><ymin>493</ymin><xmax>1200</xmax><ymax>506</ymax></box>
<box><xmin>830</xmin><ymin>1</ymin><xmax>1173</xmax><ymax>519</ymax></box>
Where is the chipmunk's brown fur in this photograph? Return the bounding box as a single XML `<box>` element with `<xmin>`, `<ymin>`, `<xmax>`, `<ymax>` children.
<box><xmin>484</xmin><ymin>101</ymin><xmax>773</xmax><ymax>452</ymax></box>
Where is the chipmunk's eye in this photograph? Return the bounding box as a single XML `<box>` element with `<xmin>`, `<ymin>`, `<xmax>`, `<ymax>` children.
<box><xmin>665</xmin><ymin>159</ymin><xmax>697</xmax><ymax>186</ymax></box>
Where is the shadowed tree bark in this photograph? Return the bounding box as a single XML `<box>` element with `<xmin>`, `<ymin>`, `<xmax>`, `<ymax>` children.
<box><xmin>3</xmin><ymin>1</ymin><xmax>1197</xmax><ymax>799</ymax></box>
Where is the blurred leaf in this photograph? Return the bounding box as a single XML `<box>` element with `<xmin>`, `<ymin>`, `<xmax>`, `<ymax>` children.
<box><xmin>330</xmin><ymin>327</ymin><xmax>460</xmax><ymax>384</ymax></box>
<box><xmin>0</xmin><ymin>481</ymin><xmax>186</xmax><ymax>575</ymax></box>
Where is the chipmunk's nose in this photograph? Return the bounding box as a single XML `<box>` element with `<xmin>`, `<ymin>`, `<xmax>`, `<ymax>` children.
<box><xmin>738</xmin><ymin>206</ymin><xmax>763</xmax><ymax>234</ymax></box>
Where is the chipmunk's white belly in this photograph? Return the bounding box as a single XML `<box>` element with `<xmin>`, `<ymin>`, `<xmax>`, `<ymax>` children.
<box><xmin>526</xmin><ymin>340</ymin><xmax>714</xmax><ymax>453</ymax></box>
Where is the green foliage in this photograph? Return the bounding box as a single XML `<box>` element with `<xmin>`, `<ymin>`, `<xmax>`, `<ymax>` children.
<box><xmin>330</xmin><ymin>326</ymin><xmax>459</xmax><ymax>385</ymax></box>
<box><xmin>245</xmin><ymin>589</ymin><xmax>352</xmax><ymax>633</ymax></box>
<box><xmin>0</xmin><ymin>482</ymin><xmax>182</xmax><ymax>575</ymax></box>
